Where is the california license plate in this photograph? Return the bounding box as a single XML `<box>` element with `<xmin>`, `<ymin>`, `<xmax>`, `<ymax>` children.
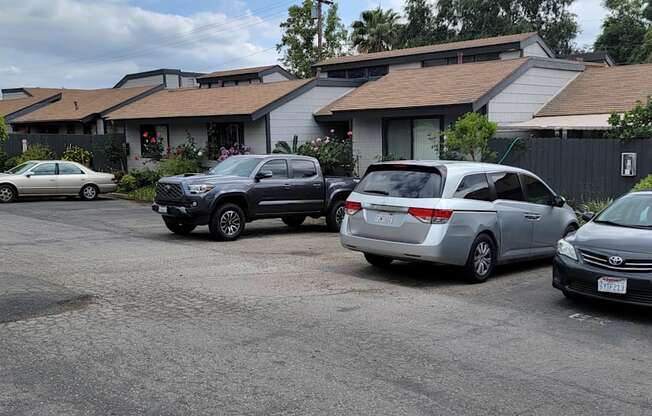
<box><xmin>158</xmin><ymin>205</ymin><xmax>168</xmax><ymax>214</ymax></box>
<box><xmin>374</xmin><ymin>213</ymin><xmax>393</xmax><ymax>225</ymax></box>
<box><xmin>598</xmin><ymin>277</ymin><xmax>627</xmax><ymax>294</ymax></box>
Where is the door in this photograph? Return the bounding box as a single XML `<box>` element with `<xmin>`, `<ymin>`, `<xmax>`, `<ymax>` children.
<box><xmin>412</xmin><ymin>118</ymin><xmax>440</xmax><ymax>160</ymax></box>
<box><xmin>23</xmin><ymin>163</ymin><xmax>58</xmax><ymax>195</ymax></box>
<box><xmin>250</xmin><ymin>159</ymin><xmax>292</xmax><ymax>216</ymax></box>
<box><xmin>521</xmin><ymin>174</ymin><xmax>567</xmax><ymax>256</ymax></box>
<box><xmin>288</xmin><ymin>159</ymin><xmax>324</xmax><ymax>213</ymax></box>
<box><xmin>57</xmin><ymin>163</ymin><xmax>87</xmax><ymax>195</ymax></box>
<box><xmin>489</xmin><ymin>172</ymin><xmax>533</xmax><ymax>260</ymax></box>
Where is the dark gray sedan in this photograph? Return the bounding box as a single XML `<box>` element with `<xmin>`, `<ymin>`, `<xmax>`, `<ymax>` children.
<box><xmin>554</xmin><ymin>191</ymin><xmax>652</xmax><ymax>306</ymax></box>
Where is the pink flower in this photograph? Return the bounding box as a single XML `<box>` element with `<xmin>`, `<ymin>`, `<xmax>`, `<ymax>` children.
<box><xmin>347</xmin><ymin>131</ymin><xmax>353</xmax><ymax>137</ymax></box>
<box><xmin>150</xmin><ymin>138</ymin><xmax>156</xmax><ymax>143</ymax></box>
<box><xmin>142</xmin><ymin>131</ymin><xmax>149</xmax><ymax>138</ymax></box>
<box><xmin>134</xmin><ymin>155</ymin><xmax>140</xmax><ymax>160</ymax></box>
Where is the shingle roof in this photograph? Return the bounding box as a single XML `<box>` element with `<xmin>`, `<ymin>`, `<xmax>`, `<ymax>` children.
<box><xmin>0</xmin><ymin>88</ymin><xmax>63</xmax><ymax>117</ymax></box>
<box><xmin>105</xmin><ymin>79</ymin><xmax>313</xmax><ymax>120</ymax></box>
<box><xmin>11</xmin><ymin>86</ymin><xmax>157</xmax><ymax>123</ymax></box>
<box><xmin>197</xmin><ymin>65</ymin><xmax>278</xmax><ymax>80</ymax></box>
<box><xmin>315</xmin><ymin>32</ymin><xmax>539</xmax><ymax>67</ymax></box>
<box><xmin>316</xmin><ymin>58</ymin><xmax>530</xmax><ymax>114</ymax></box>
<box><xmin>536</xmin><ymin>64</ymin><xmax>652</xmax><ymax>117</ymax></box>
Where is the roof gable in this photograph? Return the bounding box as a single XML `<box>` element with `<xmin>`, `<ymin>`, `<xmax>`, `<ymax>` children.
<box><xmin>0</xmin><ymin>88</ymin><xmax>64</xmax><ymax>118</ymax></box>
<box><xmin>197</xmin><ymin>65</ymin><xmax>294</xmax><ymax>82</ymax></box>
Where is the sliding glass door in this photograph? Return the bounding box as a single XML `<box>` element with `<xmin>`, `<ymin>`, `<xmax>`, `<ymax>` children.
<box><xmin>384</xmin><ymin>117</ymin><xmax>442</xmax><ymax>160</ymax></box>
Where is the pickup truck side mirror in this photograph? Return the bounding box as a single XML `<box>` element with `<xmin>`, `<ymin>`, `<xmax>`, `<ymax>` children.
<box><xmin>552</xmin><ymin>195</ymin><xmax>566</xmax><ymax>208</ymax></box>
<box><xmin>255</xmin><ymin>170</ymin><xmax>273</xmax><ymax>181</ymax></box>
<box><xmin>581</xmin><ymin>211</ymin><xmax>595</xmax><ymax>222</ymax></box>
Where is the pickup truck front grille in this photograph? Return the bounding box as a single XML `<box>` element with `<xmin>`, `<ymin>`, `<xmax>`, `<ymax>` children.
<box><xmin>155</xmin><ymin>182</ymin><xmax>184</xmax><ymax>203</ymax></box>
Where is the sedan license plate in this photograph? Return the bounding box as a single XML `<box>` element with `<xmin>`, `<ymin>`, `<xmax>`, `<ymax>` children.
<box><xmin>374</xmin><ymin>213</ymin><xmax>393</xmax><ymax>225</ymax></box>
<box><xmin>158</xmin><ymin>205</ymin><xmax>168</xmax><ymax>214</ymax></box>
<box><xmin>598</xmin><ymin>277</ymin><xmax>627</xmax><ymax>294</ymax></box>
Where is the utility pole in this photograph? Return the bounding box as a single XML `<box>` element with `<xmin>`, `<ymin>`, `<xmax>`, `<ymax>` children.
<box><xmin>314</xmin><ymin>0</ymin><xmax>333</xmax><ymax>63</ymax></box>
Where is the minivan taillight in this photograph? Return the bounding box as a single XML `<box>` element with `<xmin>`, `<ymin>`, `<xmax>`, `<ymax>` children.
<box><xmin>345</xmin><ymin>201</ymin><xmax>362</xmax><ymax>215</ymax></box>
<box><xmin>408</xmin><ymin>208</ymin><xmax>453</xmax><ymax>224</ymax></box>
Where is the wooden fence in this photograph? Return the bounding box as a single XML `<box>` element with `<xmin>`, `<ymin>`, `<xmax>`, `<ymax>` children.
<box><xmin>491</xmin><ymin>137</ymin><xmax>652</xmax><ymax>203</ymax></box>
<box><xmin>3</xmin><ymin>133</ymin><xmax>126</xmax><ymax>172</ymax></box>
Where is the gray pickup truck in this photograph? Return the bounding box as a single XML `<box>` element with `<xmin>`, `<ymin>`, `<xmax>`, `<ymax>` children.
<box><xmin>152</xmin><ymin>155</ymin><xmax>358</xmax><ymax>240</ymax></box>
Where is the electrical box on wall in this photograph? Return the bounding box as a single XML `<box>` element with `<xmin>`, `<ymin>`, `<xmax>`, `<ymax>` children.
<box><xmin>621</xmin><ymin>153</ymin><xmax>637</xmax><ymax>177</ymax></box>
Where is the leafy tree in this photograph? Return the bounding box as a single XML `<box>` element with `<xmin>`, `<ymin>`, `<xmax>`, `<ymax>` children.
<box><xmin>0</xmin><ymin>116</ymin><xmax>8</xmax><ymax>144</ymax></box>
<box><xmin>443</xmin><ymin>113</ymin><xmax>497</xmax><ymax>162</ymax></box>
<box><xmin>435</xmin><ymin>0</ymin><xmax>579</xmax><ymax>56</ymax></box>
<box><xmin>608</xmin><ymin>97</ymin><xmax>652</xmax><ymax>139</ymax></box>
<box><xmin>594</xmin><ymin>0</ymin><xmax>652</xmax><ymax>64</ymax></box>
<box><xmin>276</xmin><ymin>0</ymin><xmax>348</xmax><ymax>78</ymax></box>
<box><xmin>351</xmin><ymin>7</ymin><xmax>402</xmax><ymax>53</ymax></box>
<box><xmin>273</xmin><ymin>135</ymin><xmax>299</xmax><ymax>154</ymax></box>
<box><xmin>399</xmin><ymin>0</ymin><xmax>448</xmax><ymax>47</ymax></box>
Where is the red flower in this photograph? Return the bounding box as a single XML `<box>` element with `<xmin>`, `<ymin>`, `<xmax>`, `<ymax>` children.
<box><xmin>143</xmin><ymin>131</ymin><xmax>149</xmax><ymax>138</ymax></box>
<box><xmin>134</xmin><ymin>155</ymin><xmax>140</xmax><ymax>160</ymax></box>
<box><xmin>150</xmin><ymin>138</ymin><xmax>156</xmax><ymax>144</ymax></box>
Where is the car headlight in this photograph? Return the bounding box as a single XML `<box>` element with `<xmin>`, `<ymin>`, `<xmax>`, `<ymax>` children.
<box><xmin>188</xmin><ymin>184</ymin><xmax>215</xmax><ymax>194</ymax></box>
<box><xmin>557</xmin><ymin>239</ymin><xmax>578</xmax><ymax>261</ymax></box>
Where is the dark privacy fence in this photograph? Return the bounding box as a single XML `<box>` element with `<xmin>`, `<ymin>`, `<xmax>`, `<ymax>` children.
<box><xmin>491</xmin><ymin>137</ymin><xmax>652</xmax><ymax>203</ymax></box>
<box><xmin>3</xmin><ymin>133</ymin><xmax>126</xmax><ymax>172</ymax></box>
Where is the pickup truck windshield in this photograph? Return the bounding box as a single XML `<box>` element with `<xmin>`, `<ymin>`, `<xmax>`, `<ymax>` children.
<box><xmin>208</xmin><ymin>157</ymin><xmax>261</xmax><ymax>177</ymax></box>
<box><xmin>357</xmin><ymin>166</ymin><xmax>443</xmax><ymax>198</ymax></box>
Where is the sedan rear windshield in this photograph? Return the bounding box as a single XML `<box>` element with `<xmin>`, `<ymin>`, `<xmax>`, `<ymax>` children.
<box><xmin>357</xmin><ymin>166</ymin><xmax>443</xmax><ymax>198</ymax></box>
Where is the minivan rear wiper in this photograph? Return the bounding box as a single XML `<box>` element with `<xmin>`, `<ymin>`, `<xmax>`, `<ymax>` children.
<box><xmin>364</xmin><ymin>190</ymin><xmax>389</xmax><ymax>196</ymax></box>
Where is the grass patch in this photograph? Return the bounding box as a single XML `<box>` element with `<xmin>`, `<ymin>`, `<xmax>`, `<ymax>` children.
<box><xmin>127</xmin><ymin>185</ymin><xmax>155</xmax><ymax>202</ymax></box>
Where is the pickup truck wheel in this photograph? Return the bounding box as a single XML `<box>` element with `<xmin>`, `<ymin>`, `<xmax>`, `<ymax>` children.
<box><xmin>163</xmin><ymin>218</ymin><xmax>196</xmax><ymax>235</ymax></box>
<box><xmin>326</xmin><ymin>200</ymin><xmax>346</xmax><ymax>232</ymax></box>
<box><xmin>282</xmin><ymin>216</ymin><xmax>306</xmax><ymax>228</ymax></box>
<box><xmin>209</xmin><ymin>203</ymin><xmax>245</xmax><ymax>241</ymax></box>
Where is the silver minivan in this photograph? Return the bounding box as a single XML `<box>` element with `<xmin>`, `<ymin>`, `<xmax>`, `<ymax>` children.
<box><xmin>340</xmin><ymin>161</ymin><xmax>578</xmax><ymax>282</ymax></box>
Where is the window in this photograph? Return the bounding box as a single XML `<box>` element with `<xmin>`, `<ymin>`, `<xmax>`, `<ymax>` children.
<box><xmin>447</xmin><ymin>57</ymin><xmax>459</xmax><ymax>65</ymax></box>
<box><xmin>455</xmin><ymin>174</ymin><xmax>492</xmax><ymax>201</ymax></box>
<box><xmin>347</xmin><ymin>68</ymin><xmax>366</xmax><ymax>79</ymax></box>
<box><xmin>31</xmin><ymin>163</ymin><xmax>57</xmax><ymax>176</ymax></box>
<box><xmin>474</xmin><ymin>53</ymin><xmax>500</xmax><ymax>62</ymax></box>
<box><xmin>462</xmin><ymin>55</ymin><xmax>475</xmax><ymax>63</ymax></box>
<box><xmin>384</xmin><ymin>117</ymin><xmax>442</xmax><ymax>160</ymax></box>
<box><xmin>523</xmin><ymin>175</ymin><xmax>553</xmax><ymax>205</ymax></box>
<box><xmin>291</xmin><ymin>160</ymin><xmax>317</xmax><ymax>178</ymax></box>
<box><xmin>423</xmin><ymin>59</ymin><xmax>448</xmax><ymax>67</ymax></box>
<box><xmin>490</xmin><ymin>172</ymin><xmax>525</xmax><ymax>201</ymax></box>
<box><xmin>260</xmin><ymin>160</ymin><xmax>288</xmax><ymax>179</ymax></box>
<box><xmin>140</xmin><ymin>124</ymin><xmax>169</xmax><ymax>158</ymax></box>
<box><xmin>358</xmin><ymin>166</ymin><xmax>443</xmax><ymax>199</ymax></box>
<box><xmin>59</xmin><ymin>163</ymin><xmax>85</xmax><ymax>175</ymax></box>
<box><xmin>368</xmin><ymin>66</ymin><xmax>388</xmax><ymax>77</ymax></box>
<box><xmin>328</xmin><ymin>70</ymin><xmax>346</xmax><ymax>79</ymax></box>
<box><xmin>207</xmin><ymin>122</ymin><xmax>244</xmax><ymax>159</ymax></box>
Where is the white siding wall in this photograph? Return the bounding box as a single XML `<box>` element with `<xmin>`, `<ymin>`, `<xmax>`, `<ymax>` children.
<box><xmin>352</xmin><ymin>115</ymin><xmax>383</xmax><ymax>174</ymax></box>
<box><xmin>488</xmin><ymin>67</ymin><xmax>580</xmax><ymax>124</ymax></box>
<box><xmin>164</xmin><ymin>74</ymin><xmax>181</xmax><ymax>89</ymax></box>
<box><xmin>244</xmin><ymin>118</ymin><xmax>267</xmax><ymax>154</ymax></box>
<box><xmin>269</xmin><ymin>86</ymin><xmax>354</xmax><ymax>149</ymax></box>
<box><xmin>120</xmin><ymin>75</ymin><xmax>165</xmax><ymax>88</ymax></box>
<box><xmin>389</xmin><ymin>62</ymin><xmax>422</xmax><ymax>72</ymax></box>
<box><xmin>524</xmin><ymin>42</ymin><xmax>550</xmax><ymax>58</ymax></box>
<box><xmin>2</xmin><ymin>91</ymin><xmax>30</xmax><ymax>100</ymax></box>
<box><xmin>181</xmin><ymin>76</ymin><xmax>198</xmax><ymax>88</ymax></box>
<box><xmin>262</xmin><ymin>71</ymin><xmax>290</xmax><ymax>83</ymax></box>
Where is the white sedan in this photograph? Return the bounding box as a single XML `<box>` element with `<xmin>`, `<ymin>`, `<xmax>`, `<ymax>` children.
<box><xmin>0</xmin><ymin>160</ymin><xmax>118</xmax><ymax>203</ymax></box>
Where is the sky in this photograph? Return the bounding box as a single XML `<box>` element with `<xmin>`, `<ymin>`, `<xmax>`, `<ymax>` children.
<box><xmin>0</xmin><ymin>0</ymin><xmax>608</xmax><ymax>91</ymax></box>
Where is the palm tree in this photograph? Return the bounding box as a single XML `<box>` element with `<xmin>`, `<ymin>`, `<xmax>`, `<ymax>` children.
<box><xmin>351</xmin><ymin>8</ymin><xmax>402</xmax><ymax>54</ymax></box>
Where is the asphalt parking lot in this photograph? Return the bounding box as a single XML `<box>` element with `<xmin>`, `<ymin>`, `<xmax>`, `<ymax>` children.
<box><xmin>1</xmin><ymin>198</ymin><xmax>651</xmax><ymax>415</ymax></box>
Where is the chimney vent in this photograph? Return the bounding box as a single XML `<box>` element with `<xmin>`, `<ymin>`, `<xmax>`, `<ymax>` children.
<box><xmin>74</xmin><ymin>100</ymin><xmax>79</xmax><ymax>111</ymax></box>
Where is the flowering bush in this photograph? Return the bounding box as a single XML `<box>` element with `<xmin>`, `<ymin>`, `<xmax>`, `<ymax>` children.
<box><xmin>141</xmin><ymin>130</ymin><xmax>164</xmax><ymax>159</ymax></box>
<box><xmin>217</xmin><ymin>143</ymin><xmax>252</xmax><ymax>161</ymax></box>
<box><xmin>297</xmin><ymin>130</ymin><xmax>355</xmax><ymax>176</ymax></box>
<box><xmin>169</xmin><ymin>132</ymin><xmax>203</xmax><ymax>161</ymax></box>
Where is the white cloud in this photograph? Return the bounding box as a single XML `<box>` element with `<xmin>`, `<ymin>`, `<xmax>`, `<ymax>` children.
<box><xmin>0</xmin><ymin>0</ymin><xmax>283</xmax><ymax>90</ymax></box>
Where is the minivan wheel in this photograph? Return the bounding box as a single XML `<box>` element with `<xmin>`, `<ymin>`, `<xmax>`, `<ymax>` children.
<box><xmin>326</xmin><ymin>200</ymin><xmax>346</xmax><ymax>232</ymax></box>
<box><xmin>209</xmin><ymin>203</ymin><xmax>245</xmax><ymax>241</ymax></box>
<box><xmin>464</xmin><ymin>234</ymin><xmax>497</xmax><ymax>283</ymax></box>
<box><xmin>282</xmin><ymin>215</ymin><xmax>306</xmax><ymax>228</ymax></box>
<box><xmin>163</xmin><ymin>218</ymin><xmax>197</xmax><ymax>235</ymax></box>
<box><xmin>364</xmin><ymin>253</ymin><xmax>393</xmax><ymax>268</ymax></box>
<box><xmin>0</xmin><ymin>184</ymin><xmax>17</xmax><ymax>203</ymax></box>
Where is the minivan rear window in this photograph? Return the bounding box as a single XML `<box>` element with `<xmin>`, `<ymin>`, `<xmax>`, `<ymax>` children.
<box><xmin>357</xmin><ymin>166</ymin><xmax>443</xmax><ymax>198</ymax></box>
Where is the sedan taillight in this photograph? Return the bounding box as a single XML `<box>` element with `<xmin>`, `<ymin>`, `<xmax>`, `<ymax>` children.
<box><xmin>408</xmin><ymin>208</ymin><xmax>453</xmax><ymax>224</ymax></box>
<box><xmin>345</xmin><ymin>201</ymin><xmax>362</xmax><ymax>215</ymax></box>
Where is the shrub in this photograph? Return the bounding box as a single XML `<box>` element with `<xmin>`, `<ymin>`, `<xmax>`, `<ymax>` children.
<box><xmin>0</xmin><ymin>116</ymin><xmax>8</xmax><ymax>144</ymax></box>
<box><xmin>62</xmin><ymin>145</ymin><xmax>92</xmax><ymax>165</ymax></box>
<box><xmin>297</xmin><ymin>130</ymin><xmax>355</xmax><ymax>175</ymax></box>
<box><xmin>215</xmin><ymin>143</ymin><xmax>252</xmax><ymax>161</ymax></box>
<box><xmin>5</xmin><ymin>144</ymin><xmax>55</xmax><ymax>169</ymax></box>
<box><xmin>273</xmin><ymin>135</ymin><xmax>299</xmax><ymax>154</ymax></box>
<box><xmin>577</xmin><ymin>199</ymin><xmax>613</xmax><ymax>225</ymax></box>
<box><xmin>118</xmin><ymin>174</ymin><xmax>138</xmax><ymax>193</ymax></box>
<box><xmin>0</xmin><ymin>148</ymin><xmax>8</xmax><ymax>171</ymax></box>
<box><xmin>444</xmin><ymin>112</ymin><xmax>497</xmax><ymax>162</ymax></box>
<box><xmin>170</xmin><ymin>132</ymin><xmax>204</xmax><ymax>161</ymax></box>
<box><xmin>632</xmin><ymin>174</ymin><xmax>652</xmax><ymax>192</ymax></box>
<box><xmin>157</xmin><ymin>158</ymin><xmax>201</xmax><ymax>177</ymax></box>
<box><xmin>608</xmin><ymin>97</ymin><xmax>652</xmax><ymax>139</ymax></box>
<box><xmin>130</xmin><ymin>168</ymin><xmax>161</xmax><ymax>188</ymax></box>
<box><xmin>128</xmin><ymin>184</ymin><xmax>156</xmax><ymax>202</ymax></box>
